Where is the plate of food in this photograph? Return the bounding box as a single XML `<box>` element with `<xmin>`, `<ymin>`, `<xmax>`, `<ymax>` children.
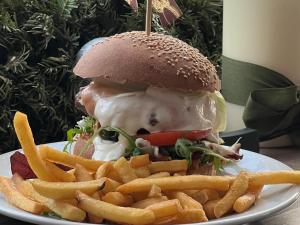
<box><xmin>0</xmin><ymin>31</ymin><xmax>299</xmax><ymax>225</ymax></box>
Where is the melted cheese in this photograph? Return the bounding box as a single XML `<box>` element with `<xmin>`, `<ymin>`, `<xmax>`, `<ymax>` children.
<box><xmin>94</xmin><ymin>87</ymin><xmax>223</xmax><ymax>135</ymax></box>
<box><xmin>89</xmin><ymin>87</ymin><xmax>226</xmax><ymax>160</ymax></box>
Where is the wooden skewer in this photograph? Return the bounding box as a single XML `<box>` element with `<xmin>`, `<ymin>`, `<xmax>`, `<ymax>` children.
<box><xmin>145</xmin><ymin>0</ymin><xmax>153</xmax><ymax>35</ymax></box>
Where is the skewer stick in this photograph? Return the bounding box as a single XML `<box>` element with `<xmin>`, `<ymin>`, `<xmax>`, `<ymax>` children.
<box><xmin>145</xmin><ymin>0</ymin><xmax>153</xmax><ymax>35</ymax></box>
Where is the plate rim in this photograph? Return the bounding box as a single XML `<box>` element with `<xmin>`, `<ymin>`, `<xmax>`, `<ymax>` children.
<box><xmin>0</xmin><ymin>141</ymin><xmax>299</xmax><ymax>225</ymax></box>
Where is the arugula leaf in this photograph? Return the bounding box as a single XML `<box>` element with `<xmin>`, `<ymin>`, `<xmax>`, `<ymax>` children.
<box><xmin>174</xmin><ymin>138</ymin><xmax>232</xmax><ymax>171</ymax></box>
<box><xmin>131</xmin><ymin>148</ymin><xmax>142</xmax><ymax>156</ymax></box>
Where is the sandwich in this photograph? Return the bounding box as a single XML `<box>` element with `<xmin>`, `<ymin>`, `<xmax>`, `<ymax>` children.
<box><xmin>67</xmin><ymin>31</ymin><xmax>242</xmax><ymax>174</ymax></box>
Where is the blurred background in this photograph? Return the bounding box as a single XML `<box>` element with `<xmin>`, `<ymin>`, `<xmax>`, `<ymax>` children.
<box><xmin>0</xmin><ymin>0</ymin><xmax>223</xmax><ymax>153</ymax></box>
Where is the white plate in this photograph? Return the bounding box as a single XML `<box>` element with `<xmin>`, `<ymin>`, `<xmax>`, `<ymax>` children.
<box><xmin>0</xmin><ymin>142</ymin><xmax>299</xmax><ymax>225</ymax></box>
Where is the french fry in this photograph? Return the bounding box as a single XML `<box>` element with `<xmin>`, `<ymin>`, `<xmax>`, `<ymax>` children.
<box><xmin>173</xmin><ymin>171</ymin><xmax>187</xmax><ymax>176</ymax></box>
<box><xmin>88</xmin><ymin>212</ymin><xmax>104</xmax><ymax>224</ymax></box>
<box><xmin>203</xmin><ymin>199</ymin><xmax>219</xmax><ymax>219</ymax></box>
<box><xmin>131</xmin><ymin>192</ymin><xmax>149</xmax><ymax>202</ymax></box>
<box><xmin>169</xmin><ymin>191</ymin><xmax>202</xmax><ymax>209</ymax></box>
<box><xmin>39</xmin><ymin>145</ymin><xmax>103</xmax><ymax>171</ymax></box>
<box><xmin>114</xmin><ymin>157</ymin><xmax>138</xmax><ymax>183</ymax></box>
<box><xmin>135</xmin><ymin>166</ymin><xmax>151</xmax><ymax>178</ymax></box>
<box><xmin>11</xmin><ymin>175</ymin><xmax>86</xmax><ymax>221</ymax></box>
<box><xmin>101</xmin><ymin>178</ymin><xmax>121</xmax><ymax>194</ymax></box>
<box><xmin>148</xmin><ymin>160</ymin><xmax>188</xmax><ymax>174</ymax></box>
<box><xmin>31</xmin><ymin>178</ymin><xmax>106</xmax><ymax>199</ymax></box>
<box><xmin>44</xmin><ymin>161</ymin><xmax>76</xmax><ymax>182</ymax></box>
<box><xmin>132</xmin><ymin>196</ymin><xmax>169</xmax><ymax>208</ymax></box>
<box><xmin>168</xmin><ymin>191</ymin><xmax>208</xmax><ymax>222</ymax></box>
<box><xmin>58</xmin><ymin>198</ymin><xmax>78</xmax><ymax>206</ymax></box>
<box><xmin>102</xmin><ymin>192</ymin><xmax>134</xmax><ymax>206</ymax></box>
<box><xmin>13</xmin><ymin>112</ymin><xmax>56</xmax><ymax>181</ymax></box>
<box><xmin>0</xmin><ymin>176</ymin><xmax>44</xmax><ymax>214</ymax></box>
<box><xmin>146</xmin><ymin>199</ymin><xmax>182</xmax><ymax>218</ymax></box>
<box><xmin>185</xmin><ymin>189</ymin><xmax>220</xmax><ymax>204</ymax></box>
<box><xmin>130</xmin><ymin>154</ymin><xmax>150</xmax><ymax>168</ymax></box>
<box><xmin>87</xmin><ymin>192</ymin><xmax>103</xmax><ymax>223</ymax></box>
<box><xmin>248</xmin><ymin>171</ymin><xmax>300</xmax><ymax>186</ymax></box>
<box><xmin>148</xmin><ymin>172</ymin><xmax>171</xmax><ymax>178</ymax></box>
<box><xmin>148</xmin><ymin>184</ymin><xmax>162</xmax><ymax>197</ymax></box>
<box><xmin>153</xmin><ymin>215</ymin><xmax>178</xmax><ymax>225</ymax></box>
<box><xmin>75</xmin><ymin>164</ymin><xmax>94</xmax><ymax>181</ymax></box>
<box><xmin>214</xmin><ymin>172</ymin><xmax>249</xmax><ymax>218</ymax></box>
<box><xmin>233</xmin><ymin>185</ymin><xmax>263</xmax><ymax>213</ymax></box>
<box><xmin>117</xmin><ymin>175</ymin><xmax>231</xmax><ymax>193</ymax></box>
<box><xmin>77</xmin><ymin>191</ymin><xmax>155</xmax><ymax>225</ymax></box>
<box><xmin>95</xmin><ymin>162</ymin><xmax>113</xmax><ymax>179</ymax></box>
<box><xmin>107</xmin><ymin>169</ymin><xmax>123</xmax><ymax>183</ymax></box>
<box><xmin>176</xmin><ymin>209</ymin><xmax>208</xmax><ymax>223</ymax></box>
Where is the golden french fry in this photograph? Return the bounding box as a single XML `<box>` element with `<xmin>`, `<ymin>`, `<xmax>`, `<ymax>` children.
<box><xmin>148</xmin><ymin>172</ymin><xmax>171</xmax><ymax>178</ymax></box>
<box><xmin>130</xmin><ymin>154</ymin><xmax>150</xmax><ymax>168</ymax></box>
<box><xmin>39</xmin><ymin>145</ymin><xmax>103</xmax><ymax>171</ymax></box>
<box><xmin>168</xmin><ymin>191</ymin><xmax>208</xmax><ymax>222</ymax></box>
<box><xmin>134</xmin><ymin>166</ymin><xmax>151</xmax><ymax>178</ymax></box>
<box><xmin>148</xmin><ymin>184</ymin><xmax>162</xmax><ymax>198</ymax></box>
<box><xmin>101</xmin><ymin>178</ymin><xmax>121</xmax><ymax>194</ymax></box>
<box><xmin>11</xmin><ymin>175</ymin><xmax>86</xmax><ymax>221</ymax></box>
<box><xmin>88</xmin><ymin>213</ymin><xmax>103</xmax><ymax>224</ymax></box>
<box><xmin>58</xmin><ymin>198</ymin><xmax>78</xmax><ymax>206</ymax></box>
<box><xmin>107</xmin><ymin>168</ymin><xmax>123</xmax><ymax>183</ymax></box>
<box><xmin>173</xmin><ymin>171</ymin><xmax>187</xmax><ymax>176</ymax></box>
<box><xmin>248</xmin><ymin>171</ymin><xmax>300</xmax><ymax>186</ymax></box>
<box><xmin>248</xmin><ymin>185</ymin><xmax>264</xmax><ymax>198</ymax></box>
<box><xmin>176</xmin><ymin>209</ymin><xmax>208</xmax><ymax>223</ymax></box>
<box><xmin>214</xmin><ymin>172</ymin><xmax>249</xmax><ymax>218</ymax></box>
<box><xmin>132</xmin><ymin>196</ymin><xmax>169</xmax><ymax>209</ymax></box>
<box><xmin>185</xmin><ymin>189</ymin><xmax>220</xmax><ymax>204</ymax></box>
<box><xmin>114</xmin><ymin>157</ymin><xmax>138</xmax><ymax>183</ymax></box>
<box><xmin>117</xmin><ymin>175</ymin><xmax>231</xmax><ymax>193</ymax></box>
<box><xmin>13</xmin><ymin>112</ymin><xmax>56</xmax><ymax>181</ymax></box>
<box><xmin>146</xmin><ymin>199</ymin><xmax>182</xmax><ymax>218</ymax></box>
<box><xmin>153</xmin><ymin>215</ymin><xmax>178</xmax><ymax>225</ymax></box>
<box><xmin>233</xmin><ymin>185</ymin><xmax>263</xmax><ymax>213</ymax></box>
<box><xmin>131</xmin><ymin>192</ymin><xmax>149</xmax><ymax>202</ymax></box>
<box><xmin>203</xmin><ymin>199</ymin><xmax>219</xmax><ymax>219</ymax></box>
<box><xmin>88</xmin><ymin>192</ymin><xmax>103</xmax><ymax>223</ymax></box>
<box><xmin>95</xmin><ymin>162</ymin><xmax>113</xmax><ymax>179</ymax></box>
<box><xmin>31</xmin><ymin>178</ymin><xmax>106</xmax><ymax>199</ymax></box>
<box><xmin>233</xmin><ymin>192</ymin><xmax>256</xmax><ymax>213</ymax></box>
<box><xmin>44</xmin><ymin>161</ymin><xmax>76</xmax><ymax>182</ymax></box>
<box><xmin>169</xmin><ymin>191</ymin><xmax>203</xmax><ymax>209</ymax></box>
<box><xmin>0</xmin><ymin>176</ymin><xmax>44</xmax><ymax>214</ymax></box>
<box><xmin>148</xmin><ymin>160</ymin><xmax>188</xmax><ymax>174</ymax></box>
<box><xmin>102</xmin><ymin>192</ymin><xmax>134</xmax><ymax>206</ymax></box>
<box><xmin>77</xmin><ymin>191</ymin><xmax>155</xmax><ymax>225</ymax></box>
<box><xmin>75</xmin><ymin>164</ymin><xmax>94</xmax><ymax>181</ymax></box>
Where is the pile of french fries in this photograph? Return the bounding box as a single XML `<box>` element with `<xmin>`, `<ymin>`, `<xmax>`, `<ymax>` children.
<box><xmin>0</xmin><ymin>111</ymin><xmax>300</xmax><ymax>224</ymax></box>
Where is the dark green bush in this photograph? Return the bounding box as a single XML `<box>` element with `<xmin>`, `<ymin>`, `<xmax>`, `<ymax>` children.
<box><xmin>0</xmin><ymin>0</ymin><xmax>222</xmax><ymax>153</ymax></box>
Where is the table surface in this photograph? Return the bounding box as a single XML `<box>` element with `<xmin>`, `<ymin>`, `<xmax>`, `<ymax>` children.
<box><xmin>0</xmin><ymin>146</ymin><xmax>300</xmax><ymax>225</ymax></box>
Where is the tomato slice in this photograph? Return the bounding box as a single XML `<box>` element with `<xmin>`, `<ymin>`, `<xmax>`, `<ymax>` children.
<box><xmin>138</xmin><ymin>130</ymin><xmax>210</xmax><ymax>146</ymax></box>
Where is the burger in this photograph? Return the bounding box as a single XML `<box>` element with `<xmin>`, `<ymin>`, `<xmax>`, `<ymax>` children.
<box><xmin>67</xmin><ymin>31</ymin><xmax>242</xmax><ymax>174</ymax></box>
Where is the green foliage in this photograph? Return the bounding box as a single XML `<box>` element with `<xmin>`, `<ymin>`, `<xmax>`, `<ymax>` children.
<box><xmin>0</xmin><ymin>0</ymin><xmax>222</xmax><ymax>153</ymax></box>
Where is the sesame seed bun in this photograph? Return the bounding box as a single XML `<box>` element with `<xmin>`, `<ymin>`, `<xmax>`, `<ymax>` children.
<box><xmin>73</xmin><ymin>31</ymin><xmax>220</xmax><ymax>92</ymax></box>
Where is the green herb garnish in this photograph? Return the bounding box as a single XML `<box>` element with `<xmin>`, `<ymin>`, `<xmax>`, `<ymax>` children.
<box><xmin>174</xmin><ymin>138</ymin><xmax>232</xmax><ymax>171</ymax></box>
<box><xmin>41</xmin><ymin>211</ymin><xmax>62</xmax><ymax>219</ymax></box>
<box><xmin>63</xmin><ymin>116</ymin><xmax>96</xmax><ymax>153</ymax></box>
